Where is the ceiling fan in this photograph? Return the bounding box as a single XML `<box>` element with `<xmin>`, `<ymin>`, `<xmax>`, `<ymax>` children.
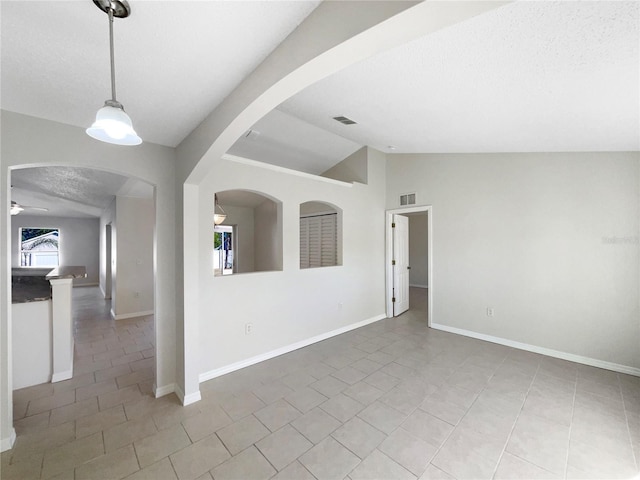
<box><xmin>10</xmin><ymin>200</ymin><xmax>48</xmax><ymax>216</ymax></box>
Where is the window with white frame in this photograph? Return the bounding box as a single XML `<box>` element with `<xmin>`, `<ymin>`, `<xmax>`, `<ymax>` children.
<box><xmin>300</xmin><ymin>202</ymin><xmax>340</xmax><ymax>269</ymax></box>
<box><xmin>20</xmin><ymin>228</ymin><xmax>60</xmax><ymax>267</ymax></box>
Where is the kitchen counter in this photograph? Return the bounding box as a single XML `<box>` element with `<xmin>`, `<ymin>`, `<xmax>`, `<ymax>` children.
<box><xmin>11</xmin><ymin>266</ymin><xmax>87</xmax><ymax>303</ymax></box>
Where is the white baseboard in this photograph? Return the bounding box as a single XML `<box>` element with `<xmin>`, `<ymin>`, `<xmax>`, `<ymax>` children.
<box><xmin>431</xmin><ymin>323</ymin><xmax>640</xmax><ymax>377</ymax></box>
<box><xmin>73</xmin><ymin>283</ymin><xmax>98</xmax><ymax>288</ymax></box>
<box><xmin>111</xmin><ymin>310</ymin><xmax>154</xmax><ymax>320</ymax></box>
<box><xmin>200</xmin><ymin>313</ymin><xmax>387</xmax><ymax>384</ymax></box>
<box><xmin>409</xmin><ymin>284</ymin><xmax>428</xmax><ymax>289</ymax></box>
<box><xmin>154</xmin><ymin>383</ymin><xmax>175</xmax><ymax>398</ymax></box>
<box><xmin>51</xmin><ymin>369</ymin><xmax>73</xmax><ymax>383</ymax></box>
<box><xmin>1</xmin><ymin>428</ymin><xmax>16</xmax><ymax>452</ymax></box>
<box><xmin>174</xmin><ymin>385</ymin><xmax>202</xmax><ymax>406</ymax></box>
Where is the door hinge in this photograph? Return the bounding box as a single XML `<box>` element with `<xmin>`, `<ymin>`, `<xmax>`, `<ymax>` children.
<box><xmin>391</xmin><ymin>222</ymin><xmax>396</xmax><ymax>228</ymax></box>
<box><xmin>392</xmin><ymin>260</ymin><xmax>396</xmax><ymax>266</ymax></box>
<box><xmin>392</xmin><ymin>297</ymin><xmax>396</xmax><ymax>303</ymax></box>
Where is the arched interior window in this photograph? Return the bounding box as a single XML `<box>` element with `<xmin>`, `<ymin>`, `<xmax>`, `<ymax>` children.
<box><xmin>214</xmin><ymin>190</ymin><xmax>282</xmax><ymax>276</ymax></box>
<box><xmin>300</xmin><ymin>201</ymin><xmax>342</xmax><ymax>269</ymax></box>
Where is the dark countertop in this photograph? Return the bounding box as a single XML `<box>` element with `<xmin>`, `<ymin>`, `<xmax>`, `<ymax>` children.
<box><xmin>11</xmin><ymin>266</ymin><xmax>86</xmax><ymax>303</ymax></box>
<box><xmin>12</xmin><ymin>275</ymin><xmax>52</xmax><ymax>303</ymax></box>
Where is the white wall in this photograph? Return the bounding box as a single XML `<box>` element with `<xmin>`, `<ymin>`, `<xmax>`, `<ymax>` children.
<box><xmin>197</xmin><ymin>148</ymin><xmax>387</xmax><ymax>378</ymax></box>
<box><xmin>386</xmin><ymin>152</ymin><xmax>640</xmax><ymax>371</ymax></box>
<box><xmin>408</xmin><ymin>214</ymin><xmax>428</xmax><ymax>287</ymax></box>
<box><xmin>11</xmin><ymin>215</ymin><xmax>100</xmax><ymax>286</ymax></box>
<box><xmin>12</xmin><ymin>300</ymin><xmax>52</xmax><ymax>389</ymax></box>
<box><xmin>112</xmin><ymin>197</ymin><xmax>154</xmax><ymax>318</ymax></box>
<box><xmin>254</xmin><ymin>200</ymin><xmax>282</xmax><ymax>272</ymax></box>
<box><xmin>99</xmin><ymin>199</ymin><xmax>116</xmax><ymax>298</ymax></box>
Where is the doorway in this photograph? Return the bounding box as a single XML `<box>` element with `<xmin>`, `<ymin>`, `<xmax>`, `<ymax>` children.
<box><xmin>214</xmin><ymin>225</ymin><xmax>235</xmax><ymax>276</ymax></box>
<box><xmin>386</xmin><ymin>206</ymin><xmax>433</xmax><ymax>326</ymax></box>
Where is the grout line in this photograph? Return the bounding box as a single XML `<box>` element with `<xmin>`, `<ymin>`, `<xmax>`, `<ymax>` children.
<box><xmin>563</xmin><ymin>368</ymin><xmax>578</xmax><ymax>479</ymax></box>
<box><xmin>618</xmin><ymin>374</ymin><xmax>639</xmax><ymax>472</ymax></box>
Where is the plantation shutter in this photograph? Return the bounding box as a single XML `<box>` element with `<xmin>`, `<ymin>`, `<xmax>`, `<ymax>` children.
<box><xmin>300</xmin><ymin>213</ymin><xmax>337</xmax><ymax>268</ymax></box>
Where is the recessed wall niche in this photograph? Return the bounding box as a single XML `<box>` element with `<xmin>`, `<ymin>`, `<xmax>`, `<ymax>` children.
<box><xmin>213</xmin><ymin>190</ymin><xmax>282</xmax><ymax>276</ymax></box>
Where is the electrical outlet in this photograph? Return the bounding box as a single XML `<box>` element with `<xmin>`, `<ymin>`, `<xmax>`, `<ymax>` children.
<box><xmin>486</xmin><ymin>307</ymin><xmax>494</xmax><ymax>317</ymax></box>
<box><xmin>245</xmin><ymin>323</ymin><xmax>253</xmax><ymax>335</ymax></box>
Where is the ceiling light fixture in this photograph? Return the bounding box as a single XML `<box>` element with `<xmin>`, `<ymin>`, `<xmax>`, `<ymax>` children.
<box><xmin>214</xmin><ymin>194</ymin><xmax>227</xmax><ymax>225</ymax></box>
<box><xmin>86</xmin><ymin>0</ymin><xmax>141</xmax><ymax>146</ymax></box>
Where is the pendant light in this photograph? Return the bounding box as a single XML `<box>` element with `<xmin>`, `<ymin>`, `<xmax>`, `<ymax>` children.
<box><xmin>214</xmin><ymin>194</ymin><xmax>227</xmax><ymax>225</ymax></box>
<box><xmin>86</xmin><ymin>0</ymin><xmax>142</xmax><ymax>146</ymax></box>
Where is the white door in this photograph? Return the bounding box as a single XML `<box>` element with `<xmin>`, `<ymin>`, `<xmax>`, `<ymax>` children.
<box><xmin>393</xmin><ymin>214</ymin><xmax>410</xmax><ymax>316</ymax></box>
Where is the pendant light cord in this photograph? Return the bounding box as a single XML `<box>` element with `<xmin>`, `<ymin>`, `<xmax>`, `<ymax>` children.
<box><xmin>108</xmin><ymin>4</ymin><xmax>117</xmax><ymax>102</ymax></box>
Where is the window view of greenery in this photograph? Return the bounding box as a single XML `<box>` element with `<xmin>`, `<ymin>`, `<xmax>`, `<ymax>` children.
<box><xmin>20</xmin><ymin>228</ymin><xmax>60</xmax><ymax>267</ymax></box>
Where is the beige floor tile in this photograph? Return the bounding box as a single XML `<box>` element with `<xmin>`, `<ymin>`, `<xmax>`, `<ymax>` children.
<box><xmin>49</xmin><ymin>397</ymin><xmax>98</xmax><ymax>426</ymax></box>
<box><xmin>401</xmin><ymin>410</ymin><xmax>453</xmax><ymax>447</ymax></box>
<box><xmin>358</xmin><ymin>401</ymin><xmax>407</xmax><ymax>434</ymax></box>
<box><xmin>350</xmin><ymin>449</ymin><xmax>415</xmax><ymax>480</ymax></box>
<box><xmin>256</xmin><ymin>424</ymin><xmax>312</xmax><ymax>470</ymax></box>
<box><xmin>432</xmin><ymin>445</ymin><xmax>496</xmax><ymax>480</ymax></box>
<box><xmin>438</xmin><ymin>424</ymin><xmax>505</xmax><ymax>466</ymax></box>
<box><xmin>210</xmin><ymin>445</ymin><xmax>275</xmax><ymax>480</ymax></box>
<box><xmin>331</xmin><ymin>417</ymin><xmax>386</xmax><ymax>459</ymax></box>
<box><xmin>350</xmin><ymin>358</ymin><xmax>384</xmax><ymax>375</ymax></box>
<box><xmin>169</xmin><ymin>433</ymin><xmax>230</xmax><ymax>480</ymax></box>
<box><xmin>104</xmin><ymin>415</ymin><xmax>158</xmax><ymax>451</ymax></box>
<box><xmin>291</xmin><ymin>407</ymin><xmax>342</xmax><ymax>444</ymax></box>
<box><xmin>152</xmin><ymin>402</ymin><xmax>202</xmax><ymax>431</ymax></box>
<box><xmin>95</xmin><ymin>363</ymin><xmax>133</xmax><ymax>383</ymax></box>
<box><xmin>332</xmin><ymin>366</ymin><xmax>369</xmax><ymax>385</ymax></box>
<box><xmin>299</xmin><ymin>436</ymin><xmax>361</xmax><ymax>480</ymax></box>
<box><xmin>117</xmin><ymin>367</ymin><xmax>154</xmax><ymax>389</ymax></box>
<box><xmin>75</xmin><ymin>404</ymin><xmax>127</xmax><ymax>439</ymax></box>
<box><xmin>75</xmin><ymin>444</ymin><xmax>139</xmax><ymax>479</ymax></box>
<box><xmin>216</xmin><ymin>415</ymin><xmax>270</xmax><ymax>455</ymax></box>
<box><xmin>252</xmin><ymin>381</ymin><xmax>294</xmax><ymax>404</ymax></box>
<box><xmin>124</xmin><ymin>457</ymin><xmax>178</xmax><ymax>480</ymax></box>
<box><xmin>41</xmin><ymin>431</ymin><xmax>104</xmax><ymax>479</ymax></box>
<box><xmin>380</xmin><ymin>386</ymin><xmax>426</xmax><ymax>415</ymax></box>
<box><xmin>181</xmin><ymin>405</ymin><xmax>233</xmax><ymax>443</ymax></box>
<box><xmin>98</xmin><ymin>384</ymin><xmax>143</xmax><ymax>411</ymax></box>
<box><xmin>418</xmin><ymin>391</ymin><xmax>467</xmax><ymax>426</ymax></box>
<box><xmin>506</xmin><ymin>411</ymin><xmax>570</xmax><ymax>476</ymax></box>
<box><xmin>363</xmin><ymin>371</ymin><xmax>402</xmax><ymax>392</ymax></box>
<box><xmin>254</xmin><ymin>399</ymin><xmax>301</xmax><ymax>432</ymax></box>
<box><xmin>11</xmin><ymin>422</ymin><xmax>76</xmax><ymax>460</ymax></box>
<box><xmin>270</xmin><ymin>460</ymin><xmax>316</xmax><ymax>480</ymax></box>
<box><xmin>0</xmin><ymin>452</ymin><xmax>43</xmax><ymax>480</ymax></box>
<box><xmin>134</xmin><ymin>424</ymin><xmax>191</xmax><ymax>468</ymax></box>
<box><xmin>319</xmin><ymin>393</ymin><xmax>365</xmax><ymax>423</ymax></box>
<box><xmin>567</xmin><ymin>438</ymin><xmax>638</xmax><ymax>479</ymax></box>
<box><xmin>379</xmin><ymin>428</ymin><xmax>437</xmax><ymax>476</ymax></box>
<box><xmin>14</xmin><ymin>410</ymin><xmax>51</xmax><ymax>435</ymax></box>
<box><xmin>343</xmin><ymin>381</ymin><xmax>386</xmax><ymax>405</ymax></box>
<box><xmin>74</xmin><ymin>379</ymin><xmax>118</xmax><ymax>402</ymax></box>
<box><xmin>419</xmin><ymin>464</ymin><xmax>455</xmax><ymax>480</ymax></box>
<box><xmin>218</xmin><ymin>392</ymin><xmax>266</xmax><ymax>420</ymax></box>
<box><xmin>27</xmin><ymin>389</ymin><xmax>76</xmax><ymax>417</ymax></box>
<box><xmin>13</xmin><ymin>382</ymin><xmax>56</xmax><ymax>405</ymax></box>
<box><xmin>309</xmin><ymin>375</ymin><xmax>349</xmax><ymax>397</ymax></box>
<box><xmin>494</xmin><ymin>452</ymin><xmax>561</xmax><ymax>480</ymax></box>
<box><xmin>284</xmin><ymin>386</ymin><xmax>327</xmax><ymax>413</ymax></box>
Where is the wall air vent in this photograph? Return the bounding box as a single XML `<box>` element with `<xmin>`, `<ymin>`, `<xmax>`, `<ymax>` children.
<box><xmin>400</xmin><ymin>193</ymin><xmax>416</xmax><ymax>206</ymax></box>
<box><xmin>333</xmin><ymin>116</ymin><xmax>357</xmax><ymax>125</ymax></box>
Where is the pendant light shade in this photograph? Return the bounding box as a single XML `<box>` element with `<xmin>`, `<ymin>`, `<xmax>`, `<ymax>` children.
<box><xmin>87</xmin><ymin>101</ymin><xmax>141</xmax><ymax>146</ymax></box>
<box><xmin>87</xmin><ymin>0</ymin><xmax>141</xmax><ymax>146</ymax></box>
<box><xmin>214</xmin><ymin>194</ymin><xmax>227</xmax><ymax>225</ymax></box>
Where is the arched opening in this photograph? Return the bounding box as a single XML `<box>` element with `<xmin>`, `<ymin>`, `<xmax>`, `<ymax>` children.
<box><xmin>8</xmin><ymin>165</ymin><xmax>158</xmax><ymax>408</ymax></box>
<box><xmin>214</xmin><ymin>189</ymin><xmax>282</xmax><ymax>276</ymax></box>
<box><xmin>299</xmin><ymin>201</ymin><xmax>342</xmax><ymax>269</ymax></box>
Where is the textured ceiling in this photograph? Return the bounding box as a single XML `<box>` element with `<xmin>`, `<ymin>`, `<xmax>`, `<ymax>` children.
<box><xmin>10</xmin><ymin>167</ymin><xmax>151</xmax><ymax>218</ymax></box>
<box><xmin>279</xmin><ymin>0</ymin><xmax>640</xmax><ymax>153</ymax></box>
<box><xmin>1</xmin><ymin>1</ymin><xmax>320</xmax><ymax>147</ymax></box>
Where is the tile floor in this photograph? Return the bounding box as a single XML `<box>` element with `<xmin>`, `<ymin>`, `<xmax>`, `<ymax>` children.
<box><xmin>2</xmin><ymin>287</ymin><xmax>639</xmax><ymax>479</ymax></box>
